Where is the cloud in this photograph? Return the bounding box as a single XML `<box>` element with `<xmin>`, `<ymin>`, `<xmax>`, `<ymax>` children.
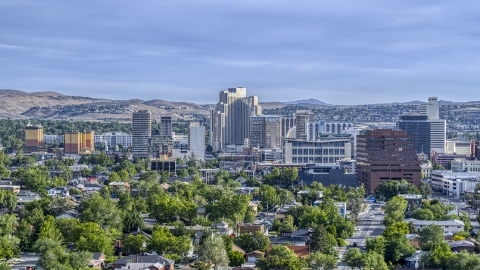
<box><xmin>1</xmin><ymin>0</ymin><xmax>480</xmax><ymax>104</ymax></box>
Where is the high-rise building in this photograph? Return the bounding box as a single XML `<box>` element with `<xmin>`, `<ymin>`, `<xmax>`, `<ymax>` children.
<box><xmin>295</xmin><ymin>110</ymin><xmax>313</xmax><ymax>141</ymax></box>
<box><xmin>64</xmin><ymin>132</ymin><xmax>94</xmax><ymax>154</ymax></box>
<box><xmin>188</xmin><ymin>122</ymin><xmax>205</xmax><ymax>161</ymax></box>
<box><xmin>24</xmin><ymin>124</ymin><xmax>44</xmax><ymax>153</ymax></box>
<box><xmin>356</xmin><ymin>129</ymin><xmax>421</xmax><ymax>193</ymax></box>
<box><xmin>210</xmin><ymin>87</ymin><xmax>262</xmax><ymax>151</ymax></box>
<box><xmin>160</xmin><ymin>116</ymin><xmax>172</xmax><ymax>137</ymax></box>
<box><xmin>132</xmin><ymin>110</ymin><xmax>152</xmax><ymax>158</ymax></box>
<box><xmin>397</xmin><ymin>97</ymin><xmax>446</xmax><ymax>156</ymax></box>
<box><xmin>249</xmin><ymin>115</ymin><xmax>282</xmax><ymax>149</ymax></box>
<box><xmin>281</xmin><ymin>117</ymin><xmax>296</xmax><ymax>138</ymax></box>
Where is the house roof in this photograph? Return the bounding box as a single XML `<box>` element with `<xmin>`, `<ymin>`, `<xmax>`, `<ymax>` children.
<box><xmin>232</xmin><ymin>244</ymin><xmax>246</xmax><ymax>255</ymax></box>
<box><xmin>449</xmin><ymin>240</ymin><xmax>475</xmax><ymax>248</ymax></box>
<box><xmin>245</xmin><ymin>250</ymin><xmax>265</xmax><ymax>257</ymax></box>
<box><xmin>113</xmin><ymin>255</ymin><xmax>174</xmax><ymax>266</ymax></box>
<box><xmin>405</xmin><ymin>218</ymin><xmax>465</xmax><ymax>226</ymax></box>
<box><xmin>405</xmin><ymin>250</ymin><xmax>427</xmax><ymax>262</ymax></box>
<box><xmin>267</xmin><ymin>245</ymin><xmax>309</xmax><ymax>258</ymax></box>
<box><xmin>92</xmin><ymin>252</ymin><xmax>105</xmax><ymax>260</ymax></box>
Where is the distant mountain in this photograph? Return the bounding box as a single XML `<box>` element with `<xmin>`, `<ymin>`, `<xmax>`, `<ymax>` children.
<box><xmin>284</xmin><ymin>98</ymin><xmax>331</xmax><ymax>106</ymax></box>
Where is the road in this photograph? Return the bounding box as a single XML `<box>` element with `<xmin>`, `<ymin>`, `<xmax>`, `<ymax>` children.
<box><xmin>336</xmin><ymin>202</ymin><xmax>385</xmax><ymax>270</ymax></box>
<box><xmin>9</xmin><ymin>255</ymin><xmax>40</xmax><ymax>270</ymax></box>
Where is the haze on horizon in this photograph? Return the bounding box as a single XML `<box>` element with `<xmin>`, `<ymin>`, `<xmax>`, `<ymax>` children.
<box><xmin>1</xmin><ymin>1</ymin><xmax>479</xmax><ymax>105</ymax></box>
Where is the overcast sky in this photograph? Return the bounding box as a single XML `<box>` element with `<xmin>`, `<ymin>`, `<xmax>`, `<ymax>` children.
<box><xmin>1</xmin><ymin>1</ymin><xmax>479</xmax><ymax>104</ymax></box>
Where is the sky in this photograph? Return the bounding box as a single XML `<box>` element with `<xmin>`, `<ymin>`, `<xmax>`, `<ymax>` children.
<box><xmin>1</xmin><ymin>1</ymin><xmax>480</xmax><ymax>104</ymax></box>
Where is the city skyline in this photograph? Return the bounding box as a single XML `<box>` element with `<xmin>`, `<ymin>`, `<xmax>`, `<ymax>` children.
<box><xmin>2</xmin><ymin>1</ymin><xmax>480</xmax><ymax>104</ymax></box>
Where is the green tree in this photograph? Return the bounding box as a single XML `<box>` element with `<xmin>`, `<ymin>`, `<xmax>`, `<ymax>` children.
<box><xmin>68</xmin><ymin>222</ymin><xmax>115</xmax><ymax>256</ymax></box>
<box><xmin>411</xmin><ymin>208</ymin><xmax>435</xmax><ymax>220</ymax></box>
<box><xmin>198</xmin><ymin>234</ymin><xmax>229</xmax><ymax>268</ymax></box>
<box><xmin>342</xmin><ymin>248</ymin><xmax>362</xmax><ymax>269</ymax></box>
<box><xmin>310</xmin><ymin>225</ymin><xmax>338</xmax><ymax>255</ymax></box>
<box><xmin>421</xmin><ymin>241</ymin><xmax>453</xmax><ymax>269</ymax></box>
<box><xmin>123</xmin><ymin>234</ymin><xmax>147</xmax><ymax>254</ymax></box>
<box><xmin>234</xmin><ymin>231</ymin><xmax>270</xmax><ymax>252</ymax></box>
<box><xmin>178</xmin><ymin>168</ymin><xmax>189</xmax><ymax>178</ymax></box>
<box><xmin>365</xmin><ymin>236</ymin><xmax>386</xmax><ymax>257</ymax></box>
<box><xmin>0</xmin><ymin>235</ymin><xmax>19</xmax><ymax>260</ymax></box>
<box><xmin>307</xmin><ymin>252</ymin><xmax>337</xmax><ymax>270</ymax></box>
<box><xmin>78</xmin><ymin>192</ymin><xmax>123</xmax><ymax>231</ymax></box>
<box><xmin>260</xmin><ymin>185</ymin><xmax>278</xmax><ymax>209</ymax></box>
<box><xmin>361</xmin><ymin>251</ymin><xmax>388</xmax><ymax>270</ymax></box>
<box><xmin>139</xmin><ymin>171</ymin><xmax>159</xmax><ymax>183</ymax></box>
<box><xmin>256</xmin><ymin>245</ymin><xmax>304</xmax><ymax>270</ymax></box>
<box><xmin>228</xmin><ymin>251</ymin><xmax>246</xmax><ymax>267</ymax></box>
<box><xmin>419</xmin><ymin>182</ymin><xmax>433</xmax><ymax>199</ymax></box>
<box><xmin>148</xmin><ymin>226</ymin><xmax>172</xmax><ymax>255</ymax></box>
<box><xmin>279</xmin><ymin>215</ymin><xmax>297</xmax><ymax>232</ymax></box>
<box><xmin>38</xmin><ymin>215</ymin><xmax>63</xmax><ymax>241</ymax></box>
<box><xmin>418</xmin><ymin>224</ymin><xmax>444</xmax><ymax>251</ymax></box>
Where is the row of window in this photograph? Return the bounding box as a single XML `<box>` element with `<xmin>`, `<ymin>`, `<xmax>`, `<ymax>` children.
<box><xmin>292</xmin><ymin>148</ymin><xmax>345</xmax><ymax>155</ymax></box>
<box><xmin>292</xmin><ymin>157</ymin><xmax>341</xmax><ymax>163</ymax></box>
<box><xmin>290</xmin><ymin>141</ymin><xmax>347</xmax><ymax>147</ymax></box>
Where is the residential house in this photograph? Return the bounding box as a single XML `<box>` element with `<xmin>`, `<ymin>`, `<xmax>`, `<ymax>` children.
<box><xmin>16</xmin><ymin>191</ymin><xmax>41</xmax><ymax>207</ymax></box>
<box><xmin>269</xmin><ymin>229</ymin><xmax>312</xmax><ymax>246</ymax></box>
<box><xmin>449</xmin><ymin>240</ymin><xmax>475</xmax><ymax>253</ymax></box>
<box><xmin>242</xmin><ymin>250</ymin><xmax>265</xmax><ymax>268</ymax></box>
<box><xmin>81</xmin><ymin>184</ymin><xmax>103</xmax><ymax>193</ymax></box>
<box><xmin>404</xmin><ymin>250</ymin><xmax>427</xmax><ymax>269</ymax></box>
<box><xmin>405</xmin><ymin>234</ymin><xmax>420</xmax><ymax>249</ymax></box>
<box><xmin>238</xmin><ymin>224</ymin><xmax>265</xmax><ymax>235</ymax></box>
<box><xmin>405</xmin><ymin>218</ymin><xmax>465</xmax><ymax>233</ymax></box>
<box><xmin>46</xmin><ymin>187</ymin><xmax>69</xmax><ymax>197</ymax></box>
<box><xmin>0</xmin><ymin>183</ymin><xmax>20</xmax><ymax>193</ymax></box>
<box><xmin>89</xmin><ymin>252</ymin><xmax>106</xmax><ymax>268</ymax></box>
<box><xmin>216</xmin><ymin>221</ymin><xmax>233</xmax><ymax>235</ymax></box>
<box><xmin>55</xmin><ymin>211</ymin><xmax>79</xmax><ymax>219</ymax></box>
<box><xmin>109</xmin><ymin>182</ymin><xmax>131</xmax><ymax>191</ymax></box>
<box><xmin>267</xmin><ymin>245</ymin><xmax>310</xmax><ymax>258</ymax></box>
<box><xmin>112</xmin><ymin>254</ymin><xmax>174</xmax><ymax>270</ymax></box>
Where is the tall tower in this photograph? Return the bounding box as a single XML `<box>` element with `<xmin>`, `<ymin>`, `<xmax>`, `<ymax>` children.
<box><xmin>24</xmin><ymin>123</ymin><xmax>44</xmax><ymax>153</ymax></box>
<box><xmin>210</xmin><ymin>87</ymin><xmax>262</xmax><ymax>151</ymax></box>
<box><xmin>132</xmin><ymin>110</ymin><xmax>152</xmax><ymax>158</ymax></box>
<box><xmin>250</xmin><ymin>115</ymin><xmax>282</xmax><ymax>149</ymax></box>
<box><xmin>188</xmin><ymin>122</ymin><xmax>205</xmax><ymax>161</ymax></box>
<box><xmin>397</xmin><ymin>97</ymin><xmax>446</xmax><ymax>156</ymax></box>
<box><xmin>295</xmin><ymin>110</ymin><xmax>313</xmax><ymax>141</ymax></box>
<box><xmin>160</xmin><ymin>116</ymin><xmax>172</xmax><ymax>137</ymax></box>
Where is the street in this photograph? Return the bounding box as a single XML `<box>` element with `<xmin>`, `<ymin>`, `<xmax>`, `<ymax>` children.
<box><xmin>336</xmin><ymin>202</ymin><xmax>385</xmax><ymax>270</ymax></box>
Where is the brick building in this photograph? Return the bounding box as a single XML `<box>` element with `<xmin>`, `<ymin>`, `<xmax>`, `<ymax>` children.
<box><xmin>356</xmin><ymin>129</ymin><xmax>421</xmax><ymax>193</ymax></box>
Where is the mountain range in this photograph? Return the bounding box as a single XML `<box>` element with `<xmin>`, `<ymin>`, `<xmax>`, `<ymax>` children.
<box><xmin>0</xmin><ymin>89</ymin><xmax>478</xmax><ymax>121</ymax></box>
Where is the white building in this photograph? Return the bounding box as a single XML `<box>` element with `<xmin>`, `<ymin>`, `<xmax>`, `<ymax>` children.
<box><xmin>451</xmin><ymin>158</ymin><xmax>480</xmax><ymax>173</ymax></box>
<box><xmin>44</xmin><ymin>135</ymin><xmax>64</xmax><ymax>144</ymax></box>
<box><xmin>431</xmin><ymin>170</ymin><xmax>480</xmax><ymax>197</ymax></box>
<box><xmin>189</xmin><ymin>122</ymin><xmax>205</xmax><ymax>161</ymax></box>
<box><xmin>94</xmin><ymin>132</ymin><xmax>132</xmax><ymax>148</ymax></box>
<box><xmin>283</xmin><ymin>138</ymin><xmax>352</xmax><ymax>164</ymax></box>
<box><xmin>446</xmin><ymin>141</ymin><xmax>471</xmax><ymax>155</ymax></box>
<box><xmin>405</xmin><ymin>218</ymin><xmax>464</xmax><ymax>234</ymax></box>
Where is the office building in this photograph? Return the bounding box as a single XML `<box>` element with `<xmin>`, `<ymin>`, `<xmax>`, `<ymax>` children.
<box><xmin>298</xmin><ymin>164</ymin><xmax>357</xmax><ymax>188</ymax></box>
<box><xmin>210</xmin><ymin>87</ymin><xmax>262</xmax><ymax>151</ymax></box>
<box><xmin>160</xmin><ymin>116</ymin><xmax>172</xmax><ymax>137</ymax></box>
<box><xmin>149</xmin><ymin>156</ymin><xmax>176</xmax><ymax>176</ymax></box>
<box><xmin>445</xmin><ymin>140</ymin><xmax>471</xmax><ymax>155</ymax></box>
<box><xmin>64</xmin><ymin>132</ymin><xmax>94</xmax><ymax>154</ymax></box>
<box><xmin>431</xmin><ymin>170</ymin><xmax>480</xmax><ymax>197</ymax></box>
<box><xmin>188</xmin><ymin>122</ymin><xmax>205</xmax><ymax>161</ymax></box>
<box><xmin>308</xmin><ymin>121</ymin><xmax>354</xmax><ymax>141</ymax></box>
<box><xmin>43</xmin><ymin>135</ymin><xmax>64</xmax><ymax>145</ymax></box>
<box><xmin>451</xmin><ymin>158</ymin><xmax>480</xmax><ymax>173</ymax></box>
<box><xmin>283</xmin><ymin>138</ymin><xmax>352</xmax><ymax>164</ymax></box>
<box><xmin>250</xmin><ymin>115</ymin><xmax>282</xmax><ymax>149</ymax></box>
<box><xmin>132</xmin><ymin>110</ymin><xmax>152</xmax><ymax>158</ymax></box>
<box><xmin>356</xmin><ymin>129</ymin><xmax>421</xmax><ymax>193</ymax></box>
<box><xmin>281</xmin><ymin>117</ymin><xmax>296</xmax><ymax>138</ymax></box>
<box><xmin>295</xmin><ymin>110</ymin><xmax>313</xmax><ymax>141</ymax></box>
<box><xmin>24</xmin><ymin>124</ymin><xmax>44</xmax><ymax>153</ymax></box>
<box><xmin>94</xmin><ymin>132</ymin><xmax>132</xmax><ymax>149</ymax></box>
<box><xmin>397</xmin><ymin>97</ymin><xmax>446</xmax><ymax>156</ymax></box>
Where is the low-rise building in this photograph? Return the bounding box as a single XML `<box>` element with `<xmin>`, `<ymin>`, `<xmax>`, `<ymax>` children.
<box><xmin>405</xmin><ymin>218</ymin><xmax>465</xmax><ymax>233</ymax></box>
<box><xmin>451</xmin><ymin>158</ymin><xmax>480</xmax><ymax>173</ymax></box>
<box><xmin>431</xmin><ymin>170</ymin><xmax>480</xmax><ymax>197</ymax></box>
<box><xmin>297</xmin><ymin>164</ymin><xmax>356</xmax><ymax>188</ymax></box>
<box><xmin>238</xmin><ymin>224</ymin><xmax>265</xmax><ymax>235</ymax></box>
